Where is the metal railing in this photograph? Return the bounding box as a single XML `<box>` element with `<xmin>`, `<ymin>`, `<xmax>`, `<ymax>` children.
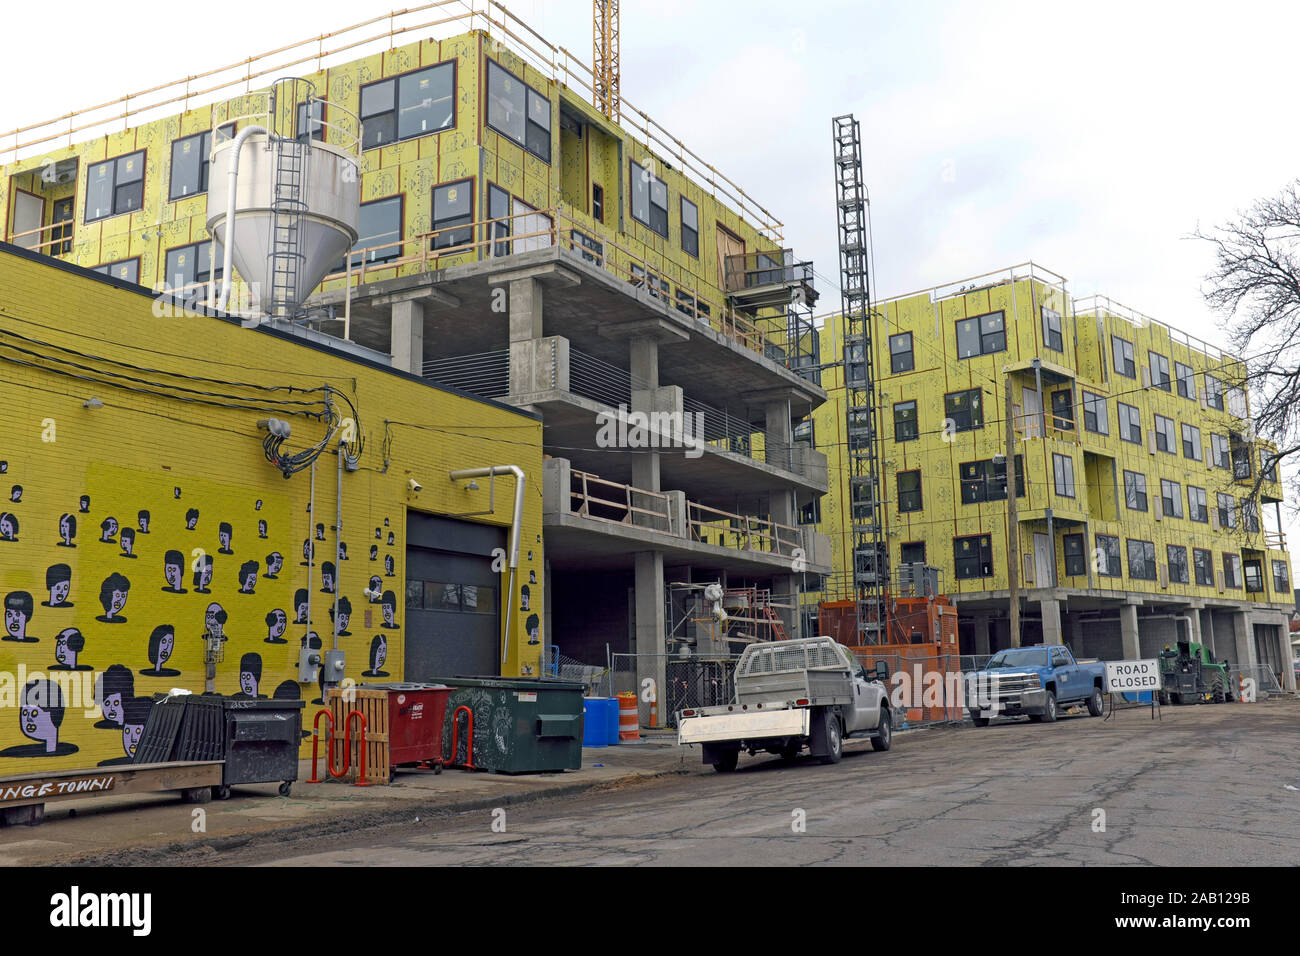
<box><xmin>569</xmin><ymin>469</ymin><xmax>675</xmax><ymax>534</ymax></box>
<box><xmin>723</xmin><ymin>249</ymin><xmax>816</xmax><ymax>294</ymax></box>
<box><xmin>0</xmin><ymin>0</ymin><xmax>782</xmax><ymax>239</ymax></box>
<box><xmin>568</xmin><ymin>346</ymin><xmax>639</xmax><ymax>408</ymax></box>
<box><xmin>422</xmin><ymin>350</ymin><xmax>510</xmax><ymax>397</ymax></box>
<box><xmin>686</xmin><ymin>502</ymin><xmax>803</xmax><ymax>558</ymax></box>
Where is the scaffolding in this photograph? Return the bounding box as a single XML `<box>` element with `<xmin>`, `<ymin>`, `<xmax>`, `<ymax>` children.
<box><xmin>666</xmin><ymin>582</ymin><xmax>788</xmax><ymax>655</ymax></box>
<box><xmin>832</xmin><ymin>114</ymin><xmax>886</xmax><ymax>644</ymax></box>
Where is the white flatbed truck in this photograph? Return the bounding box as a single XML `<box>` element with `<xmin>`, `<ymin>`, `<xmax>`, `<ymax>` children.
<box><xmin>676</xmin><ymin>636</ymin><xmax>894</xmax><ymax>772</ymax></box>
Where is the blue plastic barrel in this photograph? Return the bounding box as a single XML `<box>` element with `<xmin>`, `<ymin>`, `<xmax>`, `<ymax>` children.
<box><xmin>583</xmin><ymin>698</ymin><xmax>620</xmax><ymax>746</ymax></box>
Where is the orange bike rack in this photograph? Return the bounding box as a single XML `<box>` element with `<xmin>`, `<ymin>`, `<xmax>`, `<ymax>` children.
<box><xmin>308</xmin><ymin>707</ymin><xmax>370</xmax><ymax>786</ymax></box>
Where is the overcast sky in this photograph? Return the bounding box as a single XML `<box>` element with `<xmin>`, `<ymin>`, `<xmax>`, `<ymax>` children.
<box><xmin>5</xmin><ymin>0</ymin><xmax>1300</xmax><ymax>556</ymax></box>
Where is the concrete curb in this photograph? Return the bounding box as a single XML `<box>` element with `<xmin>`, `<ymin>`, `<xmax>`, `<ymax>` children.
<box><xmin>51</xmin><ymin>767</ymin><xmax>686</xmax><ymax>866</ymax></box>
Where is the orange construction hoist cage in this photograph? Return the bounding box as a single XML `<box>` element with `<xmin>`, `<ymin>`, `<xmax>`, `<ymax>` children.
<box><xmin>819</xmin><ymin>594</ymin><xmax>962</xmax><ymax>723</ymax></box>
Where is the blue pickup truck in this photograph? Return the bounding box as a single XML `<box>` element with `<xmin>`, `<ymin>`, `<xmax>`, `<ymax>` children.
<box><xmin>965</xmin><ymin>644</ymin><xmax>1107</xmax><ymax>726</ymax></box>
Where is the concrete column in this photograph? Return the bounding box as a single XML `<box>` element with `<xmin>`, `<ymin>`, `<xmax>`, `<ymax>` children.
<box><xmin>1201</xmin><ymin>608</ymin><xmax>1216</xmax><ymax>658</ymax></box>
<box><xmin>771</xmin><ymin>573</ymin><xmax>801</xmax><ymax>640</ymax></box>
<box><xmin>508</xmin><ymin>277</ymin><xmax>543</xmax><ymax>341</ymax></box>
<box><xmin>1231</xmin><ymin>610</ymin><xmax>1258</xmax><ymax>672</ymax></box>
<box><xmin>629</xmin><ymin>337</ymin><xmax>661</xmax><ymax>493</ymax></box>
<box><xmin>765</xmin><ymin>398</ymin><xmax>794</xmax><ymax>473</ymax></box>
<box><xmin>634</xmin><ymin>551</ymin><xmax>666</xmax><ymax>727</ymax></box>
<box><xmin>1120</xmin><ymin>604</ymin><xmax>1140</xmax><ymax>659</ymax></box>
<box><xmin>391</xmin><ymin>299</ymin><xmax>424</xmax><ymax>375</ymax></box>
<box><xmin>973</xmin><ymin>613</ymin><xmax>991</xmax><ymax>656</ymax></box>
<box><xmin>1040</xmin><ymin>598</ymin><xmax>1063</xmax><ymax>645</ymax></box>
<box><xmin>1277</xmin><ymin>626</ymin><xmax>1297</xmax><ymax>692</ymax></box>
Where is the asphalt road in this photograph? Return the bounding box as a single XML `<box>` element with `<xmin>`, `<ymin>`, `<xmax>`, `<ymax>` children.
<box><xmin>216</xmin><ymin>701</ymin><xmax>1300</xmax><ymax>866</ymax></box>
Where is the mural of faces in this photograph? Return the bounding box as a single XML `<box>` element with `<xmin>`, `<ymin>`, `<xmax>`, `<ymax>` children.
<box><xmin>264</xmin><ymin>609</ymin><xmax>288</xmax><ymax>643</ymax></box>
<box><xmin>329</xmin><ymin>597</ymin><xmax>352</xmax><ymax>636</ymax></box>
<box><xmin>79</xmin><ymin>495</ymin><xmax>90</xmax><ymax>514</ymax></box>
<box><xmin>204</xmin><ymin>603</ymin><xmax>227</xmax><ymax>641</ymax></box>
<box><xmin>238</xmin><ymin>652</ymin><xmax>263</xmax><ymax>698</ymax></box>
<box><xmin>369</xmin><ymin>545</ymin><xmax>378</xmax><ymax>561</ymax></box>
<box><xmin>320</xmin><ymin>561</ymin><xmax>336</xmax><ymax>594</ymax></box>
<box><xmin>0</xmin><ymin>680</ymin><xmax>77</xmax><ymax>758</ymax></box>
<box><xmin>99</xmin><ymin>697</ymin><xmax>151</xmax><ymax>766</ymax></box>
<box><xmin>381</xmin><ymin>591</ymin><xmax>399</xmax><ymax>629</ymax></box>
<box><xmin>52</xmin><ymin>627</ymin><xmax>89</xmax><ymax>670</ymax></box>
<box><xmin>301</xmin><ymin>539</ymin><xmax>314</xmax><ymax>566</ymax></box>
<box><xmin>95</xmin><ymin>665</ymin><xmax>134</xmax><ymax>728</ymax></box>
<box><xmin>0</xmin><ymin>512</ymin><xmax>19</xmax><ymax>542</ymax></box>
<box><xmin>37</xmin><ymin>569</ymin><xmax>72</xmax><ymax>615</ymax></box>
<box><xmin>264</xmin><ymin>551</ymin><xmax>283</xmax><ymax>578</ymax></box>
<box><xmin>142</xmin><ymin>624</ymin><xmax>179</xmax><ymax>677</ymax></box>
<box><xmin>237</xmin><ymin>560</ymin><xmax>258</xmax><ymax>594</ymax></box>
<box><xmin>363</xmin><ymin>633</ymin><xmax>389</xmax><ymax>677</ymax></box>
<box><xmin>368</xmin><ymin>576</ymin><xmax>383</xmax><ymax>602</ymax></box>
<box><xmin>185</xmin><ymin>508</ymin><xmax>199</xmax><ymax>531</ymax></box>
<box><xmin>258</xmin><ymin>519</ymin><xmax>268</xmax><ymax>539</ymax></box>
<box><xmin>57</xmin><ymin>512</ymin><xmax>77</xmax><ymax>547</ymax></box>
<box><xmin>526</xmin><ymin>613</ymin><xmax>540</xmax><ymax>646</ymax></box>
<box><xmin>294</xmin><ymin>588</ymin><xmax>310</xmax><ymax>624</ymax></box>
<box><xmin>193</xmin><ymin>554</ymin><xmax>214</xmax><ymax>593</ymax></box>
<box><xmin>119</xmin><ymin>527</ymin><xmax>137</xmax><ymax>558</ymax></box>
<box><xmin>385</xmin><ymin>554</ymin><xmax>395</xmax><ymax>577</ymax></box>
<box><xmin>137</xmin><ymin>510</ymin><xmax>151</xmax><ymax>534</ymax></box>
<box><xmin>9</xmin><ymin>484</ymin><xmax>21</xmax><ymax>503</ymax></box>
<box><xmin>337</xmin><ymin>541</ymin><xmax>349</xmax><ymax>561</ymax></box>
<box><xmin>96</xmin><ymin>573</ymin><xmax>130</xmax><ymax>624</ymax></box>
<box><xmin>217</xmin><ymin>522</ymin><xmax>234</xmax><ymax>554</ymax></box>
<box><xmin>99</xmin><ymin>516</ymin><xmax>119</xmax><ymax>543</ymax></box>
<box><xmin>4</xmin><ymin>591</ymin><xmax>36</xmax><ymax>642</ymax></box>
<box><xmin>315</xmin><ymin>523</ymin><xmax>325</xmax><ymax>542</ymax></box>
<box><xmin>387</xmin><ymin>532</ymin><xmax>395</xmax><ymax>546</ymax></box>
<box><xmin>163</xmin><ymin>550</ymin><xmax>187</xmax><ymax>593</ymax></box>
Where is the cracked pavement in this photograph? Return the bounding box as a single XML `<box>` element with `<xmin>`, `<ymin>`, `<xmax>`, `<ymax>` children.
<box><xmin>206</xmin><ymin>698</ymin><xmax>1300</xmax><ymax>866</ymax></box>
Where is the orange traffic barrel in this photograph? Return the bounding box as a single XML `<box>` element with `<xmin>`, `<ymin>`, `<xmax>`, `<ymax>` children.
<box><xmin>617</xmin><ymin>692</ymin><xmax>640</xmax><ymax>741</ymax></box>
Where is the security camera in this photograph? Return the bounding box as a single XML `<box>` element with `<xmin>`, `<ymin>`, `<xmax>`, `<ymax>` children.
<box><xmin>408</xmin><ymin>478</ymin><xmax>423</xmax><ymax>493</ymax></box>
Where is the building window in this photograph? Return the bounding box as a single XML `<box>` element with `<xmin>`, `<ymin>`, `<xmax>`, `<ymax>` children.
<box><xmin>169</xmin><ymin>127</ymin><xmax>232</xmax><ymax>201</ymax></box>
<box><xmin>944</xmin><ymin>388</ymin><xmax>983</xmax><ymax>432</ymax></box>
<box><xmin>1167</xmin><ymin>545</ymin><xmax>1189</xmax><ymax>584</ymax></box>
<box><xmin>572</xmin><ymin>229</ymin><xmax>604</xmax><ymax>266</ymax></box>
<box><xmin>1063</xmin><ymin>534</ymin><xmax>1086</xmax><ymax>577</ymax></box>
<box><xmin>1082</xmin><ymin>391</ymin><xmax>1108</xmax><ymax>435</ymax></box>
<box><xmin>900</xmin><ymin>542</ymin><xmax>926</xmax><ymax>565</ymax></box>
<box><xmin>1042</xmin><ymin>305</ymin><xmax>1063</xmax><ymax>352</ymax></box>
<box><xmin>1153</xmin><ymin>414</ymin><xmax>1176</xmax><ymax>454</ymax></box>
<box><xmin>1051</xmin><ymin>388</ymin><xmax>1075</xmax><ymax>431</ymax></box>
<box><xmin>1175</xmin><ymin>361</ymin><xmax>1195</xmax><ymax>399</ymax></box>
<box><xmin>361</xmin><ymin>63</ymin><xmax>456</xmax><ymax>149</ymax></box>
<box><xmin>679</xmin><ymin>197</ymin><xmax>700</xmax><ymax>258</ymax></box>
<box><xmin>431</xmin><ymin>179</ymin><xmax>473</xmax><ymax>251</ymax></box>
<box><xmin>1127</xmin><ymin>539</ymin><xmax>1157</xmax><ymax>580</ymax></box>
<box><xmin>1204</xmin><ymin>374</ymin><xmax>1224</xmax><ymax>410</ymax></box>
<box><xmin>336</xmin><ymin>196</ymin><xmax>402</xmax><ymax>270</ymax></box>
<box><xmin>592</xmin><ymin>183</ymin><xmax>604</xmax><ymax>223</ymax></box>
<box><xmin>889</xmin><ymin>332</ymin><xmax>914</xmax><ymax>373</ymax></box>
<box><xmin>163</xmin><ymin>240</ymin><xmax>221</xmax><ymax>292</ymax></box>
<box><xmin>1244</xmin><ymin>559</ymin><xmax>1264</xmax><ymax>594</ymax></box>
<box><xmin>959</xmin><ymin>456</ymin><xmax>1023</xmax><ymax>503</ymax></box>
<box><xmin>1096</xmin><ymin>534</ymin><xmax>1121</xmax><ymax>577</ymax></box>
<box><xmin>630</xmin><ymin>160</ymin><xmax>669</xmax><ymax>238</ymax></box>
<box><xmin>1227</xmin><ymin>386</ymin><xmax>1248</xmax><ymax>418</ymax></box>
<box><xmin>1052</xmin><ymin>453</ymin><xmax>1075</xmax><ymax>498</ymax></box>
<box><xmin>296</xmin><ymin>99</ymin><xmax>325</xmax><ymax>143</ymax></box>
<box><xmin>1112</xmin><ymin>335</ymin><xmax>1136</xmax><ymax>377</ymax></box>
<box><xmin>486</xmin><ymin>61</ymin><xmax>551</xmax><ymax>162</ymax></box>
<box><xmin>85</xmin><ymin>150</ymin><xmax>145</xmax><ymax>223</ymax></box>
<box><xmin>1211</xmin><ymin>433</ymin><xmax>1230</xmax><ymax>470</ymax></box>
<box><xmin>1181</xmin><ymin>423</ymin><xmax>1202</xmax><ymax>461</ymax></box>
<box><xmin>897</xmin><ymin>471</ymin><xmax>923</xmax><ymax>513</ymax></box>
<box><xmin>1217</xmin><ymin>493</ymin><xmax>1236</xmax><ymax>529</ymax></box>
<box><xmin>955</xmin><ymin>311</ymin><xmax>1006</xmax><ymax>358</ymax></box>
<box><xmin>92</xmin><ymin>258</ymin><xmax>140</xmax><ymax>284</ymax></box>
<box><xmin>1261</xmin><ymin>452</ymin><xmax>1278</xmax><ymax>482</ymax></box>
<box><xmin>1193</xmin><ymin>548</ymin><xmax>1214</xmax><ymax>586</ymax></box>
<box><xmin>1229</xmin><ymin>432</ymin><xmax>1252</xmax><ymax>479</ymax></box>
<box><xmin>1148</xmin><ymin>351</ymin><xmax>1171</xmax><ymax>390</ymax></box>
<box><xmin>953</xmin><ymin>534</ymin><xmax>994</xmax><ymax>580</ymax></box>
<box><xmin>894</xmin><ymin>401</ymin><xmax>918</xmax><ymax>442</ymax></box>
<box><xmin>1188</xmin><ymin>486</ymin><xmax>1208</xmax><ymax>523</ymax></box>
<box><xmin>1118</xmin><ymin>402</ymin><xmax>1142</xmax><ymax>444</ymax></box>
<box><xmin>1241</xmin><ymin>498</ymin><xmax>1260</xmax><ymax>533</ymax></box>
<box><xmin>1160</xmin><ymin>479</ymin><xmax>1183</xmax><ymax>519</ymax></box>
<box><xmin>798</xmin><ymin>498</ymin><xmax>821</xmax><ymax>525</ymax></box>
<box><xmin>1124</xmin><ymin>470</ymin><xmax>1148</xmax><ymax>511</ymax></box>
<box><xmin>1273</xmin><ymin>560</ymin><xmax>1290</xmax><ymax>593</ymax></box>
<box><xmin>1223</xmin><ymin>553</ymin><xmax>1242</xmax><ymax>588</ymax></box>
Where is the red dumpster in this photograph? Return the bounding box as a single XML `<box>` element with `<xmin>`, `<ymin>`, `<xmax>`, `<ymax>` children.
<box><xmin>360</xmin><ymin>683</ymin><xmax>451</xmax><ymax>771</ymax></box>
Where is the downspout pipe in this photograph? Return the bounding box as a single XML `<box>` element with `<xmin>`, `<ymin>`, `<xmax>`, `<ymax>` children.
<box><xmin>449</xmin><ymin>466</ymin><xmax>526</xmax><ymax>668</ymax></box>
<box><xmin>216</xmin><ymin>125</ymin><xmax>267</xmax><ymax>313</ymax></box>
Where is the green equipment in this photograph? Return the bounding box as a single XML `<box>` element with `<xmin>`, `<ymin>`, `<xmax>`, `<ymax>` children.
<box><xmin>1158</xmin><ymin>640</ymin><xmax>1234</xmax><ymax>705</ymax></box>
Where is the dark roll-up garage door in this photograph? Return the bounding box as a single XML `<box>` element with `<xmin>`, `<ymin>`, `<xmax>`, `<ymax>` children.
<box><xmin>404</xmin><ymin>513</ymin><xmax>505</xmax><ymax>681</ymax></box>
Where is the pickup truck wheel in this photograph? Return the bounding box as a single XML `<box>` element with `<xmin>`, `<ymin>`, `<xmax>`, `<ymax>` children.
<box><xmin>1040</xmin><ymin>691</ymin><xmax>1057</xmax><ymax>723</ymax></box>
<box><xmin>712</xmin><ymin>749</ymin><xmax>739</xmax><ymax>773</ymax></box>
<box><xmin>1086</xmin><ymin>687</ymin><xmax>1104</xmax><ymax>717</ymax></box>
<box><xmin>819</xmin><ymin>711</ymin><xmax>843</xmax><ymax>765</ymax></box>
<box><xmin>871</xmin><ymin>709</ymin><xmax>892</xmax><ymax>752</ymax></box>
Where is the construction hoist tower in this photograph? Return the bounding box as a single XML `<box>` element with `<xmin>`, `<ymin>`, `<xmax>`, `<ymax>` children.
<box><xmin>832</xmin><ymin>114</ymin><xmax>887</xmax><ymax>644</ymax></box>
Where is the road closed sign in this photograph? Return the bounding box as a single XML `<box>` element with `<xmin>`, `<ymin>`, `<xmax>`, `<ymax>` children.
<box><xmin>1105</xmin><ymin>659</ymin><xmax>1161</xmax><ymax>693</ymax></box>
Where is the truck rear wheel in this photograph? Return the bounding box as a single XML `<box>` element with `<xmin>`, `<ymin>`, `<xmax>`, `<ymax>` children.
<box><xmin>871</xmin><ymin>709</ymin><xmax>892</xmax><ymax>752</ymax></box>
<box><xmin>819</xmin><ymin>711</ymin><xmax>843</xmax><ymax>765</ymax></box>
<box><xmin>1087</xmin><ymin>687</ymin><xmax>1104</xmax><ymax>717</ymax></box>
<box><xmin>712</xmin><ymin>749</ymin><xmax>739</xmax><ymax>773</ymax></box>
<box><xmin>1037</xmin><ymin>691</ymin><xmax>1057</xmax><ymax>723</ymax></box>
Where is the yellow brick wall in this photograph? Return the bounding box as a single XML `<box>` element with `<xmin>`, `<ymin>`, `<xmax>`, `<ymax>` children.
<box><xmin>0</xmin><ymin>249</ymin><xmax>544</xmax><ymax>774</ymax></box>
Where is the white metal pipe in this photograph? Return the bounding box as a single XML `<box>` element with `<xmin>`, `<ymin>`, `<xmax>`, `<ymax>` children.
<box><xmin>333</xmin><ymin>441</ymin><xmax>344</xmax><ymax>653</ymax></box>
<box><xmin>216</xmin><ymin>125</ymin><xmax>267</xmax><ymax>313</ymax></box>
<box><xmin>449</xmin><ymin>465</ymin><xmax>526</xmax><ymax>667</ymax></box>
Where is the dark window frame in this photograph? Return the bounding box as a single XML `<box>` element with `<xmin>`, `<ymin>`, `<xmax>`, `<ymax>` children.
<box><xmin>680</xmin><ymin>196</ymin><xmax>699</xmax><ymax>258</ymax></box>
<box><xmin>1193</xmin><ymin>548</ymin><xmax>1214</xmax><ymax>586</ymax></box>
<box><xmin>1272</xmin><ymin>559</ymin><xmax>1290</xmax><ymax>593</ymax></box>
<box><xmin>944</xmin><ymin>388</ymin><xmax>984</xmax><ymax>432</ymax></box>
<box><xmin>1082</xmin><ymin>391</ymin><xmax>1108</xmax><ymax>435</ymax></box>
<box><xmin>91</xmin><ymin>257</ymin><xmax>141</xmax><ymax>285</ymax></box>
<box><xmin>1175</xmin><ymin>361</ymin><xmax>1195</xmax><ymax>399</ymax></box>
<box><xmin>897</xmin><ymin>471</ymin><xmax>923</xmax><ymax>513</ymax></box>
<box><xmin>1052</xmin><ymin>453</ymin><xmax>1076</xmax><ymax>498</ymax></box>
<box><xmin>1160</xmin><ymin>478</ymin><xmax>1183</xmax><ymax>519</ymax></box>
<box><xmin>431</xmin><ymin>177</ymin><xmax>474</xmax><ymax>252</ymax></box>
<box><xmin>1181</xmin><ymin>422</ymin><xmax>1202</xmax><ymax>461</ymax></box>
<box><xmin>1153</xmin><ymin>414</ymin><xmax>1176</xmax><ymax>454</ymax></box>
<box><xmin>336</xmin><ymin>194</ymin><xmax>404</xmax><ymax>270</ymax></box>
<box><xmin>485</xmin><ymin>59</ymin><xmax>551</xmax><ymax>163</ymax></box>
<box><xmin>1123</xmin><ymin>470</ymin><xmax>1148</xmax><ymax>512</ymax></box>
<box><xmin>629</xmin><ymin>159</ymin><xmax>669</xmax><ymax>238</ymax></box>
<box><xmin>1188</xmin><ymin>485</ymin><xmax>1208</xmax><ymax>523</ymax></box>
<box><xmin>1063</xmin><ymin>534</ymin><xmax>1086</xmax><ymax>577</ymax></box>
<box><xmin>900</xmin><ymin>542</ymin><xmax>926</xmax><ymax>566</ymax></box>
<box><xmin>955</xmin><ymin>311</ymin><xmax>1006</xmax><ymax>359</ymax></box>
<box><xmin>1167</xmin><ymin>545</ymin><xmax>1189</xmax><ymax>584</ymax></box>
<box><xmin>1127</xmin><ymin>539</ymin><xmax>1157</xmax><ymax>580</ymax></box>
<box><xmin>162</xmin><ymin>239</ymin><xmax>222</xmax><ymax>292</ymax></box>
<box><xmin>1042</xmin><ymin>305</ymin><xmax>1064</xmax><ymax>352</ymax></box>
<box><xmin>1112</xmin><ymin>335</ymin><xmax>1136</xmax><ymax>378</ymax></box>
<box><xmin>1148</xmin><ymin>351</ymin><xmax>1171</xmax><ymax>390</ymax></box>
<box><xmin>85</xmin><ymin>149</ymin><xmax>146</xmax><ymax>223</ymax></box>
<box><xmin>953</xmin><ymin>534</ymin><xmax>994</xmax><ymax>580</ymax></box>
<box><xmin>1096</xmin><ymin>534</ymin><xmax>1121</xmax><ymax>577</ymax></box>
<box><xmin>1223</xmin><ymin>553</ymin><xmax>1242</xmax><ymax>588</ymax></box>
<box><xmin>1117</xmin><ymin>402</ymin><xmax>1141</xmax><ymax>444</ymax></box>
<box><xmin>893</xmin><ymin>401</ymin><xmax>918</xmax><ymax>442</ymax></box>
<box><xmin>959</xmin><ymin>456</ymin><xmax>1024</xmax><ymax>504</ymax></box>
<box><xmin>889</xmin><ymin>332</ymin><xmax>914</xmax><ymax>373</ymax></box>
<box><xmin>1204</xmin><ymin>374</ymin><xmax>1224</xmax><ymax>410</ymax></box>
<box><xmin>360</xmin><ymin>61</ymin><xmax>458</xmax><ymax>150</ymax></box>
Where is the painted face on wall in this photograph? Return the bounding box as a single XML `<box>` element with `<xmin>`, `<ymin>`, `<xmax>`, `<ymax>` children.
<box><xmin>102</xmin><ymin>693</ymin><xmax>124</xmax><ymax>725</ymax></box>
<box><xmin>109</xmin><ymin>588</ymin><xmax>127</xmax><ymax>617</ymax></box>
<box><xmin>385</xmin><ymin>555</ymin><xmax>395</xmax><ymax>576</ymax></box>
<box><xmin>204</xmin><ymin>604</ymin><xmax>224</xmax><ymax>636</ymax></box>
<box><xmin>59</xmin><ymin>514</ymin><xmax>74</xmax><ymax>544</ymax></box>
<box><xmin>369</xmin><ymin>545</ymin><xmax>378</xmax><ymax>561</ymax></box>
<box><xmin>49</xmin><ymin>580</ymin><xmax>70</xmax><ymax>606</ymax></box>
<box><xmin>0</xmin><ymin>515</ymin><xmax>16</xmax><ymax>540</ymax></box>
<box><xmin>336</xmin><ymin>610</ymin><xmax>349</xmax><ymax>633</ymax></box>
<box><xmin>54</xmin><ymin>630</ymin><xmax>75</xmax><ymax>666</ymax></box>
<box><xmin>266</xmin><ymin>610</ymin><xmax>287</xmax><ymax>641</ymax></box>
<box><xmin>266</xmin><ymin>552</ymin><xmax>283</xmax><ymax>576</ymax></box>
<box><xmin>165</xmin><ymin>559</ymin><xmax>184</xmax><ymax>591</ymax></box>
<box><xmin>100</xmin><ymin>516</ymin><xmax>118</xmax><ymax>542</ymax></box>
<box><xmin>303</xmin><ymin>540</ymin><xmax>314</xmax><ymax>563</ymax></box>
<box><xmin>79</xmin><ymin>496</ymin><xmax>90</xmax><ymax>513</ymax></box>
<box><xmin>138</xmin><ymin>512</ymin><xmax>150</xmax><ymax>533</ymax></box>
<box><xmin>5</xmin><ymin>607</ymin><xmax>28</xmax><ymax>640</ymax></box>
<box><xmin>120</xmin><ymin>529</ymin><xmax>135</xmax><ymax>557</ymax></box>
<box><xmin>218</xmin><ymin>525</ymin><xmax>233</xmax><ymax>553</ymax></box>
<box><xmin>374</xmin><ymin>635</ymin><xmax>387</xmax><ymax>670</ymax></box>
<box><xmin>295</xmin><ymin>598</ymin><xmax>309</xmax><ymax>624</ymax></box>
<box><xmin>185</xmin><ymin>509</ymin><xmax>199</xmax><ymax>530</ymax></box>
<box><xmin>369</xmin><ymin>576</ymin><xmax>383</xmax><ymax>601</ymax></box>
<box><xmin>382</xmin><ymin>602</ymin><xmax>395</xmax><ymax>627</ymax></box>
<box><xmin>10</xmin><ymin>485</ymin><xmax>21</xmax><ymax>503</ymax></box>
<box><xmin>123</xmin><ymin>721</ymin><xmax>145</xmax><ymax>758</ymax></box>
<box><xmin>156</xmin><ymin>630</ymin><xmax>174</xmax><ymax>667</ymax></box>
<box><xmin>258</xmin><ymin>520</ymin><xmax>267</xmax><ymax>539</ymax></box>
<box><xmin>240</xmin><ymin>669</ymin><xmax>258</xmax><ymax>697</ymax></box>
<box><xmin>20</xmin><ymin>704</ymin><xmax>57</xmax><ymax>752</ymax></box>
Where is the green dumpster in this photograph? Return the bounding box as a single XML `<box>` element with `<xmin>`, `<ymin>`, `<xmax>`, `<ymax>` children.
<box><xmin>437</xmin><ymin>676</ymin><xmax>585</xmax><ymax>774</ymax></box>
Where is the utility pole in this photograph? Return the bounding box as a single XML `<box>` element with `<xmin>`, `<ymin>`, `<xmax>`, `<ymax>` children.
<box><xmin>1004</xmin><ymin>376</ymin><xmax>1020</xmax><ymax>648</ymax></box>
